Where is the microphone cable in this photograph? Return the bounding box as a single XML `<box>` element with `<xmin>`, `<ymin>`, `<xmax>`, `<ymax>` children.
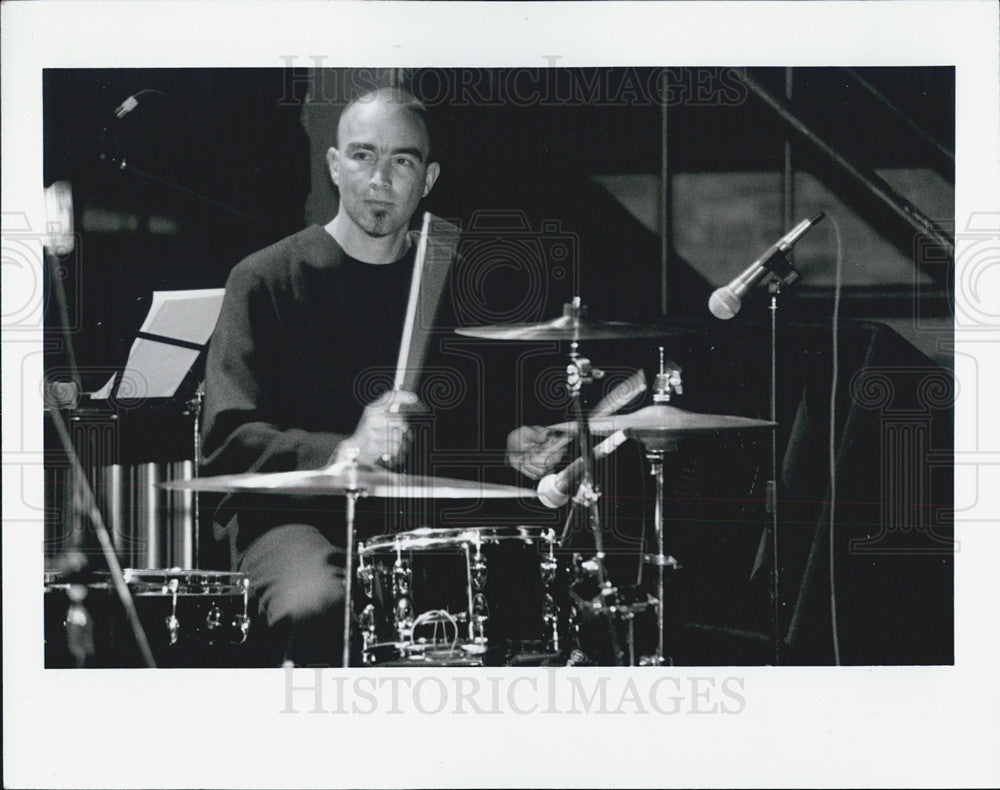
<box><xmin>827</xmin><ymin>212</ymin><xmax>844</xmax><ymax>666</ymax></box>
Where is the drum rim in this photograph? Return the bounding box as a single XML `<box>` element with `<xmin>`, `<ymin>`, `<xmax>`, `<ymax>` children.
<box><xmin>359</xmin><ymin>524</ymin><xmax>557</xmax><ymax>553</ymax></box>
<box><xmin>44</xmin><ymin>568</ymin><xmax>250</xmax><ymax>595</ymax></box>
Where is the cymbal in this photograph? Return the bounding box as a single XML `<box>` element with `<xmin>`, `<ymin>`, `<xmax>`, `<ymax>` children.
<box><xmin>455</xmin><ymin>315</ymin><xmax>674</xmax><ymax>342</ymax></box>
<box><xmin>160</xmin><ymin>465</ymin><xmax>537</xmax><ymax>499</ymax></box>
<box><xmin>454</xmin><ymin>299</ymin><xmax>679</xmax><ymax>342</ymax></box>
<box><xmin>551</xmin><ymin>404</ymin><xmax>776</xmax><ymax>439</ymax></box>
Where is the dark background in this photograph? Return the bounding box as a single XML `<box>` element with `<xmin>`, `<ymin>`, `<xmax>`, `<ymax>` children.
<box><xmin>43</xmin><ymin>67</ymin><xmax>954</xmax><ymax>665</ymax></box>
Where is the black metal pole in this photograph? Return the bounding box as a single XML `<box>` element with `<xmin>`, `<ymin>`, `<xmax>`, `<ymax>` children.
<box><xmin>742</xmin><ymin>72</ymin><xmax>954</xmax><ymax>260</ymax></box>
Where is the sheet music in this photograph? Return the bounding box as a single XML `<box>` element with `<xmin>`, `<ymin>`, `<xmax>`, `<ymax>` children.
<box><xmin>139</xmin><ymin>288</ymin><xmax>225</xmax><ymax>345</ymax></box>
<box><xmin>90</xmin><ymin>288</ymin><xmax>225</xmax><ymax>399</ymax></box>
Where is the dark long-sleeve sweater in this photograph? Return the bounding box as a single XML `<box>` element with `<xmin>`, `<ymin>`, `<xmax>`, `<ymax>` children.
<box><xmin>201</xmin><ymin>225</ymin><xmax>417</xmax><ymax>538</ymax></box>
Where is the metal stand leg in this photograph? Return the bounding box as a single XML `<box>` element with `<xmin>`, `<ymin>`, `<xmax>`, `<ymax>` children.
<box><xmin>641</xmin><ymin>447</ymin><xmax>678</xmax><ymax>666</ymax></box>
<box><xmin>653</xmin><ymin>454</ymin><xmax>665</xmax><ymax>661</ymax></box>
<box><xmin>343</xmin><ymin>491</ymin><xmax>359</xmax><ymax>669</ymax></box>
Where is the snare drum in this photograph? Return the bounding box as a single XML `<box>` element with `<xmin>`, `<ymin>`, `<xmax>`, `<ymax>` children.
<box><xmin>44</xmin><ymin>569</ymin><xmax>251</xmax><ymax>668</ymax></box>
<box><xmin>355</xmin><ymin>526</ymin><xmax>565</xmax><ymax>665</ymax></box>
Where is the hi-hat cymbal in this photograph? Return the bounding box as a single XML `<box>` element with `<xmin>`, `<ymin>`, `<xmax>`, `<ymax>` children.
<box><xmin>160</xmin><ymin>465</ymin><xmax>537</xmax><ymax>499</ymax></box>
<box><xmin>551</xmin><ymin>404</ymin><xmax>776</xmax><ymax>439</ymax></box>
<box><xmin>454</xmin><ymin>299</ymin><xmax>679</xmax><ymax>342</ymax></box>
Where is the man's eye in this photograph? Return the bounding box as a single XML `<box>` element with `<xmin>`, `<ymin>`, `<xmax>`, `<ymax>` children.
<box><xmin>395</xmin><ymin>157</ymin><xmax>416</xmax><ymax>167</ymax></box>
<box><xmin>352</xmin><ymin>151</ymin><xmax>373</xmax><ymax>161</ymax></box>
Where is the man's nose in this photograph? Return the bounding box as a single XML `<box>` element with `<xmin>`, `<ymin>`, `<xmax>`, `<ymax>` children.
<box><xmin>369</xmin><ymin>158</ymin><xmax>393</xmax><ymax>188</ymax></box>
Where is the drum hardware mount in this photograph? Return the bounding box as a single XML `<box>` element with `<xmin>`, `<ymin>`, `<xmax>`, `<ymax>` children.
<box><xmin>652</xmin><ymin>346</ymin><xmax>683</xmax><ymax>403</ymax></box>
<box><xmin>568</xmin><ymin>553</ymin><xmax>656</xmax><ymax>666</ymax></box>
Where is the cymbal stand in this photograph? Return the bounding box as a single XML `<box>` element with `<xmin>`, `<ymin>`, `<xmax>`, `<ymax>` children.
<box><xmin>640</xmin><ymin>447</ymin><xmax>680</xmax><ymax>665</ymax></box>
<box><xmin>185</xmin><ymin>383</ymin><xmax>205</xmax><ymax>569</ymax></box>
<box><xmin>564</xmin><ymin>337</ymin><xmax>628</xmax><ymax>665</ymax></box>
<box><xmin>338</xmin><ymin>449</ymin><xmax>364</xmax><ymax>669</ymax></box>
<box><xmin>640</xmin><ymin>348</ymin><xmax>683</xmax><ymax>666</ymax></box>
<box><xmin>565</xmin><ymin>339</ymin><xmax>607</xmax><ymax>587</ymax></box>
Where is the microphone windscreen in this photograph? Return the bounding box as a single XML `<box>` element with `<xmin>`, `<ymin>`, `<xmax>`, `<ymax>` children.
<box><xmin>709</xmin><ymin>286</ymin><xmax>741</xmax><ymax>320</ymax></box>
<box><xmin>537</xmin><ymin>473</ymin><xmax>568</xmax><ymax>509</ymax></box>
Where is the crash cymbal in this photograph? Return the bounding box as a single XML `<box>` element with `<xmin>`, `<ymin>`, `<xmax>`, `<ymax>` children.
<box><xmin>160</xmin><ymin>465</ymin><xmax>537</xmax><ymax>499</ymax></box>
<box><xmin>454</xmin><ymin>298</ymin><xmax>678</xmax><ymax>342</ymax></box>
<box><xmin>551</xmin><ymin>404</ymin><xmax>776</xmax><ymax>438</ymax></box>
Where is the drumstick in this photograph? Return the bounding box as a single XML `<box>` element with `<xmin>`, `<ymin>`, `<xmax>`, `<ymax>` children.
<box><xmin>392</xmin><ymin>212</ymin><xmax>431</xmax><ymax>396</ymax></box>
<box><xmin>547</xmin><ymin>368</ymin><xmax>648</xmax><ymax>436</ymax></box>
<box><xmin>592</xmin><ymin>368</ymin><xmax>647</xmax><ymax>419</ymax></box>
<box><xmin>390</xmin><ymin>213</ymin><xmax>461</xmax><ymax>413</ymax></box>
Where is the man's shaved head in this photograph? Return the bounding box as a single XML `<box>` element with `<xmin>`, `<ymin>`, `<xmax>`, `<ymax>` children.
<box><xmin>337</xmin><ymin>87</ymin><xmax>433</xmax><ymax>161</ymax></box>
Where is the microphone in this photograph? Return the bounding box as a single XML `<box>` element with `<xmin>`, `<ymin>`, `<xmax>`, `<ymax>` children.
<box><xmin>113</xmin><ymin>88</ymin><xmax>168</xmax><ymax>120</ymax></box>
<box><xmin>537</xmin><ymin>429</ymin><xmax>628</xmax><ymax>509</ymax></box>
<box><xmin>114</xmin><ymin>95</ymin><xmax>140</xmax><ymax>119</ymax></box>
<box><xmin>708</xmin><ymin>212</ymin><xmax>826</xmax><ymax>320</ymax></box>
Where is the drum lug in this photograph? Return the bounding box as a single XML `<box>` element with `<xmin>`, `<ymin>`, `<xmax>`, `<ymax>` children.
<box><xmin>165</xmin><ymin>614</ymin><xmax>180</xmax><ymax>646</ymax></box>
<box><xmin>543</xmin><ymin>593</ymin><xmax>560</xmax><ymax>652</ymax></box>
<box><xmin>165</xmin><ymin>577</ymin><xmax>180</xmax><ymax>645</ymax></box>
<box><xmin>360</xmin><ymin>604</ymin><xmax>376</xmax><ymax>651</ymax></box>
<box><xmin>392</xmin><ymin>559</ymin><xmax>411</xmax><ymax>598</ymax></box>
<box><xmin>205</xmin><ymin>605</ymin><xmax>224</xmax><ymax>632</ymax></box>
<box><xmin>356</xmin><ymin>560</ymin><xmax>374</xmax><ymax>599</ymax></box>
<box><xmin>231</xmin><ymin>613</ymin><xmax>250</xmax><ymax>645</ymax></box>
<box><xmin>472</xmin><ymin>594</ymin><xmax>490</xmax><ymax>641</ymax></box>
<box><xmin>63</xmin><ymin>584</ymin><xmax>95</xmax><ymax>667</ymax></box>
<box><xmin>539</xmin><ymin>556</ymin><xmax>558</xmax><ymax>587</ymax></box>
<box><xmin>471</xmin><ymin>558</ymin><xmax>487</xmax><ymax>591</ymax></box>
<box><xmin>394</xmin><ymin>598</ymin><xmax>413</xmax><ymax>640</ymax></box>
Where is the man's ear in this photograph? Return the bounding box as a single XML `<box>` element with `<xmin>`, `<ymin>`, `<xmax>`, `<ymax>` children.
<box><xmin>423</xmin><ymin>161</ymin><xmax>441</xmax><ymax>197</ymax></box>
<box><xmin>326</xmin><ymin>147</ymin><xmax>340</xmax><ymax>187</ymax></box>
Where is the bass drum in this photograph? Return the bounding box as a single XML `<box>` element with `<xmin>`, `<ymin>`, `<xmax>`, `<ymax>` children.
<box><xmin>44</xmin><ymin>569</ymin><xmax>252</xmax><ymax>668</ymax></box>
<box><xmin>355</xmin><ymin>526</ymin><xmax>567</xmax><ymax>666</ymax></box>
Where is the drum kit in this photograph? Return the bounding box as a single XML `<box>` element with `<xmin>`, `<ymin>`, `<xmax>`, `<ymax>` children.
<box><xmin>46</xmin><ymin>298</ymin><xmax>774</xmax><ymax>668</ymax></box>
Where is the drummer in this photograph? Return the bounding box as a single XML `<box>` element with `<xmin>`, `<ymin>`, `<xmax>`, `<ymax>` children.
<box><xmin>201</xmin><ymin>87</ymin><xmax>567</xmax><ymax>666</ymax></box>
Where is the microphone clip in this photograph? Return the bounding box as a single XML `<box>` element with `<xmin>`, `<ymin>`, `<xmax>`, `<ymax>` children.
<box><xmin>759</xmin><ymin>247</ymin><xmax>801</xmax><ymax>288</ymax></box>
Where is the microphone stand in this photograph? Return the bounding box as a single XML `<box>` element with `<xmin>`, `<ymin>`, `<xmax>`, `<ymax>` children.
<box><xmin>708</xmin><ymin>214</ymin><xmax>822</xmax><ymax>664</ymax></box>
<box><xmin>98</xmin><ymin>115</ymin><xmax>254</xmax><ymax>221</ymax></box>
<box><xmin>767</xmin><ymin>280</ymin><xmax>783</xmax><ymax>666</ymax></box>
<box><xmin>761</xmin><ymin>245</ymin><xmax>803</xmax><ymax>666</ymax></box>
